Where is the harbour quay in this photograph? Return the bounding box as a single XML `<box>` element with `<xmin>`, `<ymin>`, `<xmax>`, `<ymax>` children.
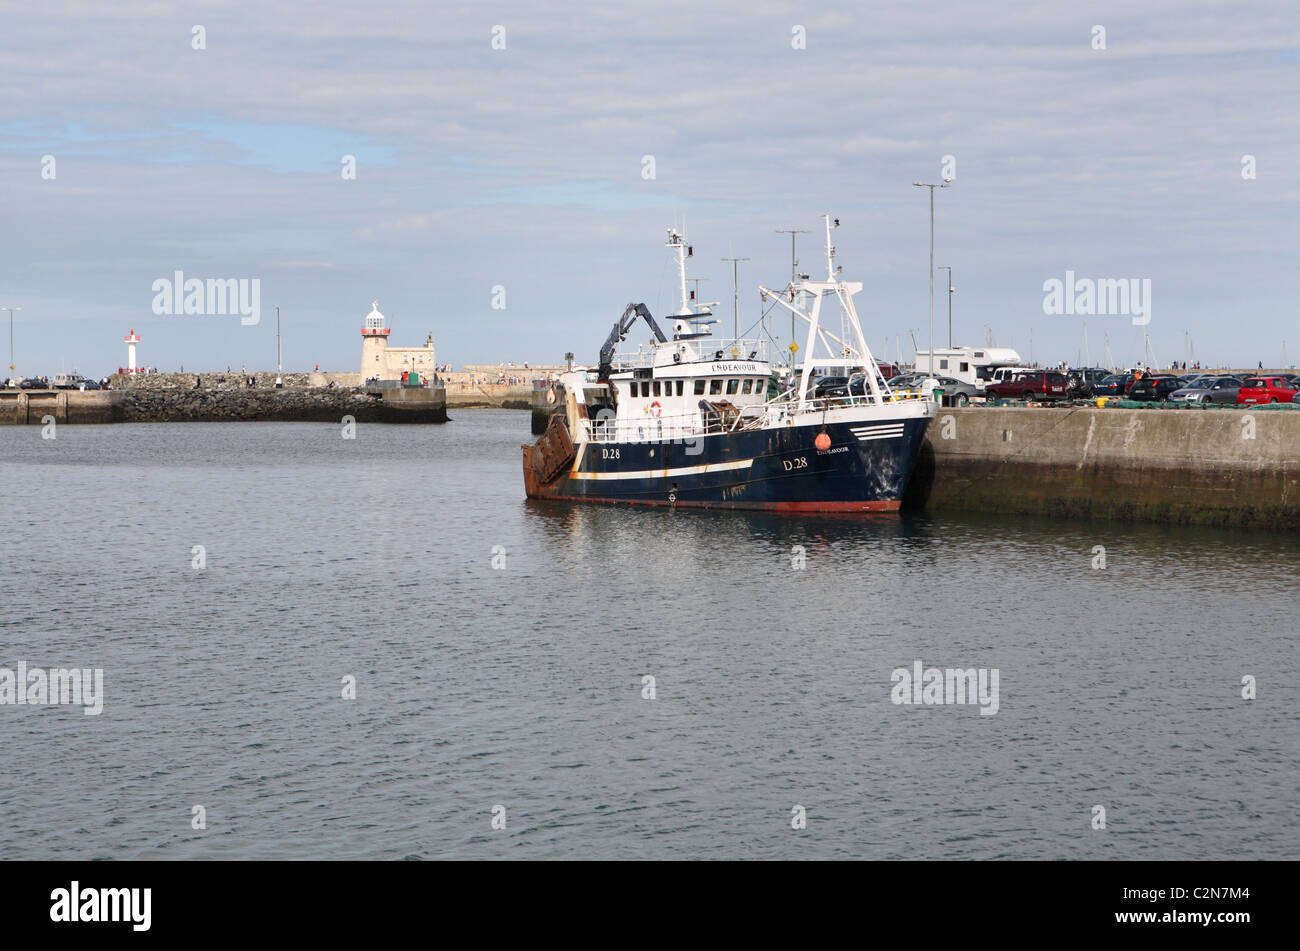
<box><xmin>910</xmin><ymin>405</ymin><xmax>1300</xmax><ymax>529</ymax></box>
<box><xmin>1</xmin><ymin>371</ymin><xmax>447</xmax><ymax>424</ymax></box>
<box><xmin>0</xmin><ymin>387</ymin><xmax>125</xmax><ymax>424</ymax></box>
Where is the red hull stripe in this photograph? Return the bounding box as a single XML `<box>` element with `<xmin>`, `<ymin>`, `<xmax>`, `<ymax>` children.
<box><xmin>527</xmin><ymin>494</ymin><xmax>900</xmax><ymax>512</ymax></box>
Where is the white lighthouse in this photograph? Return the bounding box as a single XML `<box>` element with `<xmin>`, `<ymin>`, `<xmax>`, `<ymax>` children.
<box><xmin>124</xmin><ymin>328</ymin><xmax>140</xmax><ymax>373</ymax></box>
<box><xmin>358</xmin><ymin>301</ymin><xmax>436</xmax><ymax>382</ymax></box>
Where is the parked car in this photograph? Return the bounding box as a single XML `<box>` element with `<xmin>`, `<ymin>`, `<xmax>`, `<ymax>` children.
<box><xmin>1127</xmin><ymin>374</ymin><xmax>1183</xmax><ymax>402</ymax></box>
<box><xmin>985</xmin><ymin>370</ymin><xmax>1071</xmax><ymax>402</ymax></box>
<box><xmin>1236</xmin><ymin>376</ymin><xmax>1300</xmax><ymax>405</ymax></box>
<box><xmin>811</xmin><ymin>376</ymin><xmax>850</xmax><ymax>399</ymax></box>
<box><xmin>51</xmin><ymin>373</ymin><xmax>89</xmax><ymax>389</ymax></box>
<box><xmin>19</xmin><ymin>376</ymin><xmax>49</xmax><ymax>389</ymax></box>
<box><xmin>929</xmin><ymin>375</ymin><xmax>979</xmax><ymax>406</ymax></box>
<box><xmin>886</xmin><ymin>373</ymin><xmax>925</xmax><ymax>391</ymax></box>
<box><xmin>823</xmin><ymin>371</ymin><xmax>915</xmax><ymax>400</ymax></box>
<box><xmin>1091</xmin><ymin>373</ymin><xmax>1129</xmax><ymax>397</ymax></box>
<box><xmin>1066</xmin><ymin>367</ymin><xmax>1110</xmax><ymax>398</ymax></box>
<box><xmin>982</xmin><ymin>366</ymin><xmax>1036</xmax><ymax>393</ymax></box>
<box><xmin>821</xmin><ymin>375</ymin><xmax>863</xmax><ymax>399</ymax></box>
<box><xmin>1168</xmin><ymin>377</ymin><xmax>1241</xmax><ymax>405</ymax></box>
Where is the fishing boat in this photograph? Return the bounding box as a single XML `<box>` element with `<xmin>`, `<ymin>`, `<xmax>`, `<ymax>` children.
<box><xmin>522</xmin><ymin>217</ymin><xmax>936</xmax><ymax>511</ymax></box>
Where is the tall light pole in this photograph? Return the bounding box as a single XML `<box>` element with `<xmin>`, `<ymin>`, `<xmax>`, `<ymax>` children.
<box><xmin>1</xmin><ymin>306</ymin><xmax>19</xmax><ymax>376</ymax></box>
<box><xmin>275</xmin><ymin>305</ymin><xmax>283</xmax><ymax>388</ymax></box>
<box><xmin>938</xmin><ymin>266</ymin><xmax>953</xmax><ymax>348</ymax></box>
<box><xmin>776</xmin><ymin>228</ymin><xmax>809</xmax><ymax>358</ymax></box>
<box><xmin>721</xmin><ymin>256</ymin><xmax>749</xmax><ymax>344</ymax></box>
<box><xmin>913</xmin><ymin>180</ymin><xmax>950</xmax><ymax>378</ymax></box>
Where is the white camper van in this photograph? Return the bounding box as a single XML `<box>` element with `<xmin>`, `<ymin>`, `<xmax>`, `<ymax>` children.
<box><xmin>915</xmin><ymin>347</ymin><xmax>1025</xmax><ymax>393</ymax></box>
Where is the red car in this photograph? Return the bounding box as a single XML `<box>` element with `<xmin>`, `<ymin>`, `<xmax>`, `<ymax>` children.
<box><xmin>985</xmin><ymin>370</ymin><xmax>1071</xmax><ymax>402</ymax></box>
<box><xmin>1236</xmin><ymin>376</ymin><xmax>1299</xmax><ymax>405</ymax></box>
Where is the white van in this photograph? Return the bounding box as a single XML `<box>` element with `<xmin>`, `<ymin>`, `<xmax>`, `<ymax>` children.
<box><xmin>51</xmin><ymin>373</ymin><xmax>86</xmax><ymax>390</ymax></box>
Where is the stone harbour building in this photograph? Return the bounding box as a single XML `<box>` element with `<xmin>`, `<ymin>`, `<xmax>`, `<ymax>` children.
<box><xmin>360</xmin><ymin>301</ymin><xmax>436</xmax><ymax>381</ymax></box>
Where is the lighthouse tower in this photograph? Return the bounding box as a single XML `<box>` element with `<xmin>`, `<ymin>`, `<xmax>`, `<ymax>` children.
<box><xmin>360</xmin><ymin>301</ymin><xmax>390</xmax><ymax>377</ymax></box>
<box><xmin>124</xmin><ymin>328</ymin><xmax>140</xmax><ymax>373</ymax></box>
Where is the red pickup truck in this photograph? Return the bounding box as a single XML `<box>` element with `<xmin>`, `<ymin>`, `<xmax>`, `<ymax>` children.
<box><xmin>1235</xmin><ymin>376</ymin><xmax>1299</xmax><ymax>405</ymax></box>
<box><xmin>985</xmin><ymin>371</ymin><xmax>1071</xmax><ymax>402</ymax></box>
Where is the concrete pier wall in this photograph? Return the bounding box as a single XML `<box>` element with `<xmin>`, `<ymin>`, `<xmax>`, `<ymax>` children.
<box><xmin>4</xmin><ymin>382</ymin><xmax>448</xmax><ymax>424</ymax></box>
<box><xmin>1</xmin><ymin>390</ymin><xmax>125</xmax><ymax>424</ymax></box>
<box><xmin>909</xmin><ymin>405</ymin><xmax>1300</xmax><ymax>529</ymax></box>
<box><xmin>444</xmin><ymin>382</ymin><xmax>533</xmax><ymax>409</ymax></box>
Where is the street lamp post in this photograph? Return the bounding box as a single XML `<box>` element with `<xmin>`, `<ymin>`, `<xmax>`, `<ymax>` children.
<box><xmin>2</xmin><ymin>306</ymin><xmax>20</xmax><ymax>377</ymax></box>
<box><xmin>913</xmin><ymin>180</ymin><xmax>950</xmax><ymax>379</ymax></box>
<box><xmin>938</xmin><ymin>266</ymin><xmax>953</xmax><ymax>348</ymax></box>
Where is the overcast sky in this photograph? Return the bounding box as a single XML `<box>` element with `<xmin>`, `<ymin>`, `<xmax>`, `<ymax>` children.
<box><xmin>2</xmin><ymin>0</ymin><xmax>1297</xmax><ymax>377</ymax></box>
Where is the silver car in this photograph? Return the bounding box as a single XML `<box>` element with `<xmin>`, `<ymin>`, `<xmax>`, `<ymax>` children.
<box><xmin>1168</xmin><ymin>376</ymin><xmax>1240</xmax><ymax>404</ymax></box>
<box><xmin>932</xmin><ymin>375</ymin><xmax>979</xmax><ymax>407</ymax></box>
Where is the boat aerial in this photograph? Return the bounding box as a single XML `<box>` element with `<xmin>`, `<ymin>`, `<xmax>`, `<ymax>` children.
<box><xmin>522</xmin><ymin>216</ymin><xmax>937</xmax><ymax>511</ymax></box>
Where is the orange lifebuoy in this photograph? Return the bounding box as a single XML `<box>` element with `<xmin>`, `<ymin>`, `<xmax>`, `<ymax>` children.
<box><xmin>649</xmin><ymin>400</ymin><xmax>662</xmax><ymax>417</ymax></box>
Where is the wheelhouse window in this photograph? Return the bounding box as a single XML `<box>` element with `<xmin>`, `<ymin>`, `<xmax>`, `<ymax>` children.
<box><xmin>653</xmin><ymin>381</ymin><xmax>661</xmax><ymax>397</ymax></box>
<box><xmin>694</xmin><ymin>379</ymin><xmax>705</xmax><ymax>395</ymax></box>
<box><xmin>709</xmin><ymin>379</ymin><xmax>722</xmax><ymax>395</ymax></box>
<box><xmin>676</xmin><ymin>380</ymin><xmax>684</xmax><ymax>396</ymax></box>
<box><xmin>726</xmin><ymin>379</ymin><xmax>740</xmax><ymax>395</ymax></box>
<box><xmin>741</xmin><ymin>379</ymin><xmax>753</xmax><ymax>395</ymax></box>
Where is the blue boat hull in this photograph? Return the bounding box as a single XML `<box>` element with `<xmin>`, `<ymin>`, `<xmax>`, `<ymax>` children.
<box><xmin>524</xmin><ymin>416</ymin><xmax>932</xmax><ymax>511</ymax></box>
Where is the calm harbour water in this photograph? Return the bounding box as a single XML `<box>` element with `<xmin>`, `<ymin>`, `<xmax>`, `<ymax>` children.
<box><xmin>1</xmin><ymin>411</ymin><xmax>1296</xmax><ymax>860</ymax></box>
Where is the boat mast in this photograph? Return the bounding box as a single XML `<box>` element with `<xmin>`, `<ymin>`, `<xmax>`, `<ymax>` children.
<box><xmin>759</xmin><ymin>214</ymin><xmax>884</xmax><ymax>407</ymax></box>
<box><xmin>823</xmin><ymin>213</ymin><xmax>837</xmax><ymax>282</ymax></box>
<box><xmin>667</xmin><ymin>229</ymin><xmax>693</xmax><ymax>316</ymax></box>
